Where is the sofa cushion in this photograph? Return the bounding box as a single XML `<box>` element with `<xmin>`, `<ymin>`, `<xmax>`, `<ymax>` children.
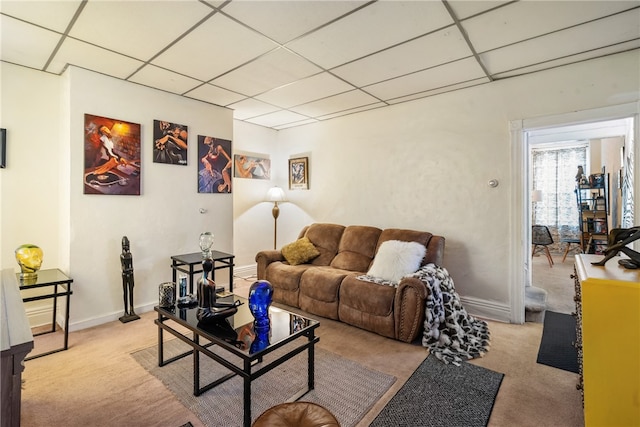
<box><xmin>339</xmin><ymin>275</ymin><xmax>396</xmax><ymax>317</ymax></box>
<box><xmin>281</xmin><ymin>237</ymin><xmax>320</xmax><ymax>266</ymax></box>
<box><xmin>330</xmin><ymin>225</ymin><xmax>382</xmax><ymax>272</ymax></box>
<box><xmin>367</xmin><ymin>240</ymin><xmax>426</xmax><ymax>282</ymax></box>
<box><xmin>304</xmin><ymin>223</ymin><xmax>345</xmax><ymax>266</ymax></box>
<box><xmin>265</xmin><ymin>262</ymin><xmax>312</xmax><ymax>291</ymax></box>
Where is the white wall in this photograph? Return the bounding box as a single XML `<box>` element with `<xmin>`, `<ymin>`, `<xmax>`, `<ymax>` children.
<box><xmin>1</xmin><ymin>64</ymin><xmax>235</xmax><ymax>330</ymax></box>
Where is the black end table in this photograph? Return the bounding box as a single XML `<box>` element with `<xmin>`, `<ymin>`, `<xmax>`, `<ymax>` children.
<box><xmin>171</xmin><ymin>251</ymin><xmax>235</xmax><ymax>293</ymax></box>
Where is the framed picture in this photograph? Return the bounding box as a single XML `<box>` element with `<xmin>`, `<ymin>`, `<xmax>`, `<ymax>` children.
<box><xmin>153</xmin><ymin>120</ymin><xmax>188</xmax><ymax>165</ymax></box>
<box><xmin>198</xmin><ymin>135</ymin><xmax>232</xmax><ymax>193</ymax></box>
<box><xmin>233</xmin><ymin>154</ymin><xmax>270</xmax><ymax>179</ymax></box>
<box><xmin>83</xmin><ymin>114</ymin><xmax>141</xmax><ymax>195</ymax></box>
<box><xmin>289</xmin><ymin>157</ymin><xmax>309</xmax><ymax>190</ymax></box>
<box><xmin>0</xmin><ymin>128</ymin><xmax>6</xmax><ymax>168</ymax></box>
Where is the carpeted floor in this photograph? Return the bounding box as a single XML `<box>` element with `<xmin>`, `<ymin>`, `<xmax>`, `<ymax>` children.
<box><xmin>537</xmin><ymin>311</ymin><xmax>579</xmax><ymax>373</ymax></box>
<box><xmin>371</xmin><ymin>355</ymin><xmax>503</xmax><ymax>427</ymax></box>
<box><xmin>132</xmin><ymin>338</ymin><xmax>395</xmax><ymax>427</ymax></box>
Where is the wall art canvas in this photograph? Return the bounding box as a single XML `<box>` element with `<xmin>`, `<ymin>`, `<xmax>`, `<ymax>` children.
<box><xmin>84</xmin><ymin>114</ymin><xmax>141</xmax><ymax>195</ymax></box>
<box><xmin>153</xmin><ymin>120</ymin><xmax>188</xmax><ymax>165</ymax></box>
<box><xmin>233</xmin><ymin>154</ymin><xmax>271</xmax><ymax>179</ymax></box>
<box><xmin>198</xmin><ymin>135</ymin><xmax>232</xmax><ymax>193</ymax></box>
<box><xmin>289</xmin><ymin>157</ymin><xmax>309</xmax><ymax>190</ymax></box>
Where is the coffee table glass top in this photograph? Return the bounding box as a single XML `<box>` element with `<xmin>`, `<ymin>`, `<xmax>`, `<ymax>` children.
<box><xmin>156</xmin><ymin>294</ymin><xmax>319</xmax><ymax>356</ymax></box>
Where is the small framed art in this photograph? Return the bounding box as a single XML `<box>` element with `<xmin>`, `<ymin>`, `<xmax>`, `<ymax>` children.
<box><xmin>289</xmin><ymin>157</ymin><xmax>309</xmax><ymax>190</ymax></box>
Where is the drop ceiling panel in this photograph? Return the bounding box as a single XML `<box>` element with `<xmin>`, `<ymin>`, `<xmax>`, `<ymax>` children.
<box><xmin>482</xmin><ymin>10</ymin><xmax>640</xmax><ymax>74</ymax></box>
<box><xmin>316</xmin><ymin>102</ymin><xmax>386</xmax><ymax>121</ymax></box>
<box><xmin>151</xmin><ymin>13</ymin><xmax>278</xmax><ymax>82</ymax></box>
<box><xmin>365</xmin><ymin>57</ymin><xmax>487</xmax><ymax>101</ymax></box>
<box><xmin>463</xmin><ymin>1</ymin><xmax>640</xmax><ymax>52</ymax></box>
<box><xmin>184</xmin><ymin>83</ymin><xmax>246</xmax><ymax>107</ymax></box>
<box><xmin>493</xmin><ymin>39</ymin><xmax>640</xmax><ymax>79</ymax></box>
<box><xmin>68</xmin><ymin>1</ymin><xmax>214</xmax><ymax>61</ymax></box>
<box><xmin>256</xmin><ymin>72</ymin><xmax>355</xmax><ymax>108</ymax></box>
<box><xmin>221</xmin><ymin>1</ymin><xmax>366</xmax><ymax>44</ymax></box>
<box><xmin>286</xmin><ymin>0</ymin><xmax>453</xmax><ymax>69</ymax></box>
<box><xmin>211</xmin><ymin>48</ymin><xmax>322</xmax><ymax>97</ymax></box>
<box><xmin>386</xmin><ymin>77</ymin><xmax>489</xmax><ymax>104</ymax></box>
<box><xmin>289</xmin><ymin>89</ymin><xmax>380</xmax><ymax>117</ymax></box>
<box><xmin>128</xmin><ymin>64</ymin><xmax>203</xmax><ymax>95</ymax></box>
<box><xmin>447</xmin><ymin>1</ymin><xmax>513</xmax><ymax>20</ymax></box>
<box><xmin>227</xmin><ymin>98</ymin><xmax>281</xmax><ymax>120</ymax></box>
<box><xmin>245</xmin><ymin>110</ymin><xmax>312</xmax><ymax>128</ymax></box>
<box><xmin>48</xmin><ymin>38</ymin><xmax>144</xmax><ymax>78</ymax></box>
<box><xmin>332</xmin><ymin>26</ymin><xmax>471</xmax><ymax>87</ymax></box>
<box><xmin>0</xmin><ymin>0</ymin><xmax>82</xmax><ymax>33</ymax></box>
<box><xmin>0</xmin><ymin>16</ymin><xmax>61</xmax><ymax>70</ymax></box>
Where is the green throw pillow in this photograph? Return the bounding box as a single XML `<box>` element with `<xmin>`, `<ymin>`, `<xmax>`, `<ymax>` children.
<box><xmin>281</xmin><ymin>237</ymin><xmax>320</xmax><ymax>266</ymax></box>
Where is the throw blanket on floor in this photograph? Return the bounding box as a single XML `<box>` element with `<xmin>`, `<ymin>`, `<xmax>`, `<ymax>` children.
<box><xmin>358</xmin><ymin>263</ymin><xmax>491</xmax><ymax>365</ymax></box>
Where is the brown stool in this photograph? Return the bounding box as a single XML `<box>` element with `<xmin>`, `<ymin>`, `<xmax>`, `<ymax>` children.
<box><xmin>252</xmin><ymin>402</ymin><xmax>340</xmax><ymax>427</ymax></box>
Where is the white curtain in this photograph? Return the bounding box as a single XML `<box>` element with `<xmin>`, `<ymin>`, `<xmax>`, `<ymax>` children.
<box><xmin>532</xmin><ymin>145</ymin><xmax>587</xmax><ymax>243</ymax></box>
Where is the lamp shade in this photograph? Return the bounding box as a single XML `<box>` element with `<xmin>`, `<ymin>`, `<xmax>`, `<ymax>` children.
<box><xmin>267</xmin><ymin>186</ymin><xmax>286</xmax><ymax>202</ymax></box>
<box><xmin>532</xmin><ymin>190</ymin><xmax>543</xmax><ymax>202</ymax></box>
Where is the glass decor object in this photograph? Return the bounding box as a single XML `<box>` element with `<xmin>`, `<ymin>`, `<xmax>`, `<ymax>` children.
<box><xmin>250</xmin><ymin>326</ymin><xmax>271</xmax><ymax>353</ymax></box>
<box><xmin>158</xmin><ymin>282</ymin><xmax>176</xmax><ymax>308</ymax></box>
<box><xmin>15</xmin><ymin>244</ymin><xmax>44</xmax><ymax>283</ymax></box>
<box><xmin>248</xmin><ymin>280</ymin><xmax>273</xmax><ymax>329</ymax></box>
<box><xmin>199</xmin><ymin>231</ymin><xmax>214</xmax><ymax>259</ymax></box>
<box><xmin>197</xmin><ymin>258</ymin><xmax>216</xmax><ymax>309</ymax></box>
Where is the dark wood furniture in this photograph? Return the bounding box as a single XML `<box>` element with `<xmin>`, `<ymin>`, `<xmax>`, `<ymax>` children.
<box><xmin>171</xmin><ymin>250</ymin><xmax>235</xmax><ymax>293</ymax></box>
<box><xmin>154</xmin><ymin>294</ymin><xmax>319</xmax><ymax>427</ymax></box>
<box><xmin>1</xmin><ymin>269</ymin><xmax>34</xmax><ymax>427</ymax></box>
<box><xmin>19</xmin><ymin>268</ymin><xmax>73</xmax><ymax>360</ymax></box>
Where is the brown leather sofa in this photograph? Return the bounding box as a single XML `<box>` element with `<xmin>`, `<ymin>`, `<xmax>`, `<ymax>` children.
<box><xmin>255</xmin><ymin>223</ymin><xmax>445</xmax><ymax>343</ymax></box>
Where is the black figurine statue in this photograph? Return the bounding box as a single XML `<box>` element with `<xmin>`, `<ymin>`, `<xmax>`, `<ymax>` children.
<box><xmin>119</xmin><ymin>236</ymin><xmax>140</xmax><ymax>323</ymax></box>
<box><xmin>591</xmin><ymin>226</ymin><xmax>640</xmax><ymax>269</ymax></box>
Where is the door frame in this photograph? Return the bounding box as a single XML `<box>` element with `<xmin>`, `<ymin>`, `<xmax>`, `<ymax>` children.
<box><xmin>510</xmin><ymin>101</ymin><xmax>639</xmax><ymax>324</ymax></box>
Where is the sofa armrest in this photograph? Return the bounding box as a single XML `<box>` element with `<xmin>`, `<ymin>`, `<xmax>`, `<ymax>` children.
<box><xmin>255</xmin><ymin>250</ymin><xmax>285</xmax><ymax>280</ymax></box>
<box><xmin>394</xmin><ymin>277</ymin><xmax>428</xmax><ymax>343</ymax></box>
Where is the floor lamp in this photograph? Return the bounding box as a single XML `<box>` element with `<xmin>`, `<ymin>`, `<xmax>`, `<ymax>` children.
<box><xmin>267</xmin><ymin>186</ymin><xmax>286</xmax><ymax>249</ymax></box>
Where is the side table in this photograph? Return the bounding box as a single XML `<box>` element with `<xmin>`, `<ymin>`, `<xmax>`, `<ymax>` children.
<box><xmin>171</xmin><ymin>250</ymin><xmax>235</xmax><ymax>294</ymax></box>
<box><xmin>18</xmin><ymin>268</ymin><xmax>73</xmax><ymax>360</ymax></box>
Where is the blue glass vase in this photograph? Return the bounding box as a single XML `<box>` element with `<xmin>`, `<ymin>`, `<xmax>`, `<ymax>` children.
<box><xmin>250</xmin><ymin>326</ymin><xmax>271</xmax><ymax>353</ymax></box>
<box><xmin>248</xmin><ymin>280</ymin><xmax>273</xmax><ymax>329</ymax></box>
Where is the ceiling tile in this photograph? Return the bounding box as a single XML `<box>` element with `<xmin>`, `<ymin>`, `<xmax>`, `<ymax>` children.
<box><xmin>463</xmin><ymin>1</ymin><xmax>640</xmax><ymax>52</ymax></box>
<box><xmin>151</xmin><ymin>13</ymin><xmax>278</xmax><ymax>82</ymax></box>
<box><xmin>274</xmin><ymin>119</ymin><xmax>319</xmax><ymax>130</ymax></box>
<box><xmin>287</xmin><ymin>0</ymin><xmax>453</xmax><ymax>69</ymax></box>
<box><xmin>68</xmin><ymin>0</ymin><xmax>214</xmax><ymax>61</ymax></box>
<box><xmin>245</xmin><ymin>110</ymin><xmax>313</xmax><ymax>128</ymax></box>
<box><xmin>221</xmin><ymin>1</ymin><xmax>366</xmax><ymax>44</ymax></box>
<box><xmin>385</xmin><ymin>77</ymin><xmax>490</xmax><ymax>104</ymax></box>
<box><xmin>256</xmin><ymin>72</ymin><xmax>355</xmax><ymax>108</ymax></box>
<box><xmin>447</xmin><ymin>1</ymin><xmax>513</xmax><ymax>20</ymax></box>
<box><xmin>0</xmin><ymin>16</ymin><xmax>61</xmax><ymax>70</ymax></box>
<box><xmin>332</xmin><ymin>26</ymin><xmax>472</xmax><ymax>87</ymax></box>
<box><xmin>211</xmin><ymin>48</ymin><xmax>322</xmax><ymax>97</ymax></box>
<box><xmin>482</xmin><ymin>9</ymin><xmax>640</xmax><ymax>74</ymax></box>
<box><xmin>48</xmin><ymin>37</ymin><xmax>144</xmax><ymax>78</ymax></box>
<box><xmin>128</xmin><ymin>64</ymin><xmax>203</xmax><ymax>95</ymax></box>
<box><xmin>364</xmin><ymin>57</ymin><xmax>488</xmax><ymax>101</ymax></box>
<box><xmin>290</xmin><ymin>89</ymin><xmax>380</xmax><ymax>117</ymax></box>
<box><xmin>0</xmin><ymin>0</ymin><xmax>82</xmax><ymax>33</ymax></box>
<box><xmin>227</xmin><ymin>98</ymin><xmax>281</xmax><ymax>121</ymax></box>
<box><xmin>493</xmin><ymin>39</ymin><xmax>640</xmax><ymax>79</ymax></box>
<box><xmin>184</xmin><ymin>83</ymin><xmax>246</xmax><ymax>107</ymax></box>
<box><xmin>316</xmin><ymin>102</ymin><xmax>386</xmax><ymax>121</ymax></box>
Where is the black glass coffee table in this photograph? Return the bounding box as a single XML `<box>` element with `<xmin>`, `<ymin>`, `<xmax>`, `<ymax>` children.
<box><xmin>154</xmin><ymin>294</ymin><xmax>320</xmax><ymax>427</ymax></box>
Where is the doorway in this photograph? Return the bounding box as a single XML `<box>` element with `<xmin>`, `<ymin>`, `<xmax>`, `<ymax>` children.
<box><xmin>510</xmin><ymin>103</ymin><xmax>639</xmax><ymax>324</ymax></box>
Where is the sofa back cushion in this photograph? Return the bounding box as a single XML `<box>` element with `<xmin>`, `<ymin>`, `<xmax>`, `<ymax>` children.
<box><xmin>303</xmin><ymin>223</ymin><xmax>345</xmax><ymax>266</ymax></box>
<box><xmin>330</xmin><ymin>225</ymin><xmax>382</xmax><ymax>272</ymax></box>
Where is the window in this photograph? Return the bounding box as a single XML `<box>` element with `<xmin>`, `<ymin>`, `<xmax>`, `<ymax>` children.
<box><xmin>532</xmin><ymin>144</ymin><xmax>587</xmax><ymax>237</ymax></box>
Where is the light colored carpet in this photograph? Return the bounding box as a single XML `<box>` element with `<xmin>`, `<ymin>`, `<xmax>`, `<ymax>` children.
<box><xmin>132</xmin><ymin>338</ymin><xmax>396</xmax><ymax>427</ymax></box>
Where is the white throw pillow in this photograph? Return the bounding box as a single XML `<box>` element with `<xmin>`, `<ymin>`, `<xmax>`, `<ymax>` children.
<box><xmin>366</xmin><ymin>240</ymin><xmax>427</xmax><ymax>282</ymax></box>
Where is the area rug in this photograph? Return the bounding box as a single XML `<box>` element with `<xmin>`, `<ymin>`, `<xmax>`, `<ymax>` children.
<box><xmin>370</xmin><ymin>354</ymin><xmax>504</xmax><ymax>427</ymax></box>
<box><xmin>536</xmin><ymin>311</ymin><xmax>579</xmax><ymax>373</ymax></box>
<box><xmin>131</xmin><ymin>339</ymin><xmax>395</xmax><ymax>427</ymax></box>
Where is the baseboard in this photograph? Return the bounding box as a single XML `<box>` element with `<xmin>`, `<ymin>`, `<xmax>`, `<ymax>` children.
<box><xmin>68</xmin><ymin>303</ymin><xmax>156</xmax><ymax>332</ymax></box>
<box><xmin>460</xmin><ymin>295</ymin><xmax>512</xmax><ymax>323</ymax></box>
